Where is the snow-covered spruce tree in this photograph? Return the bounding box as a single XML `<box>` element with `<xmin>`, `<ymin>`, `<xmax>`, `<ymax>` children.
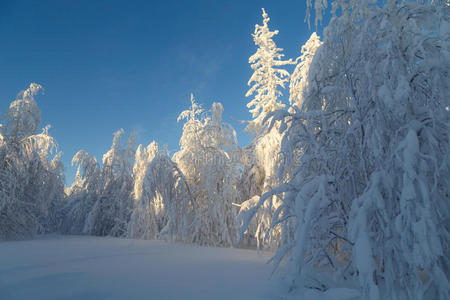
<box><xmin>0</xmin><ymin>84</ymin><xmax>65</xmax><ymax>239</ymax></box>
<box><xmin>245</xmin><ymin>8</ymin><xmax>294</xmax><ymax>136</ymax></box>
<box><xmin>173</xmin><ymin>95</ymin><xmax>241</xmax><ymax>246</ymax></box>
<box><xmin>240</xmin><ymin>1</ymin><xmax>449</xmax><ymax>299</ymax></box>
<box><xmin>128</xmin><ymin>141</ymin><xmax>195</xmax><ymax>242</ymax></box>
<box><xmin>237</xmin><ymin>8</ymin><xmax>293</xmax><ymax>250</ymax></box>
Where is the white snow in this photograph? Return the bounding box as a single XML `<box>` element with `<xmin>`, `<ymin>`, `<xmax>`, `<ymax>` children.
<box><xmin>0</xmin><ymin>235</ymin><xmax>278</xmax><ymax>300</ymax></box>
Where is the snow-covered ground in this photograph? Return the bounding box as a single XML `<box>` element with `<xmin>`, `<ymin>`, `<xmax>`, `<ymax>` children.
<box><xmin>0</xmin><ymin>235</ymin><xmax>280</xmax><ymax>300</ymax></box>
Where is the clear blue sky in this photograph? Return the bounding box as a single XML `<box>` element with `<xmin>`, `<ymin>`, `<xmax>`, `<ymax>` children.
<box><xmin>0</xmin><ymin>0</ymin><xmax>314</xmax><ymax>185</ymax></box>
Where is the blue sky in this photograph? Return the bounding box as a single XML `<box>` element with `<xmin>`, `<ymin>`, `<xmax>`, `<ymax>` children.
<box><xmin>0</xmin><ymin>0</ymin><xmax>314</xmax><ymax>185</ymax></box>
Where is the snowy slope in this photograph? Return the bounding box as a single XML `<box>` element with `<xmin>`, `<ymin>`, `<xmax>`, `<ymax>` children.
<box><xmin>0</xmin><ymin>235</ymin><xmax>280</xmax><ymax>300</ymax></box>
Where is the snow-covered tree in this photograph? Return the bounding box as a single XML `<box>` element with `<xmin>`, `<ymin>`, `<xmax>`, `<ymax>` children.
<box><xmin>238</xmin><ymin>8</ymin><xmax>295</xmax><ymax>250</ymax></box>
<box><xmin>128</xmin><ymin>141</ymin><xmax>195</xmax><ymax>242</ymax></box>
<box><xmin>0</xmin><ymin>84</ymin><xmax>64</xmax><ymax>239</ymax></box>
<box><xmin>83</xmin><ymin>129</ymin><xmax>135</xmax><ymax>237</ymax></box>
<box><xmin>5</xmin><ymin>83</ymin><xmax>42</xmax><ymax>142</ymax></box>
<box><xmin>240</xmin><ymin>1</ymin><xmax>449</xmax><ymax>299</ymax></box>
<box><xmin>60</xmin><ymin>150</ymin><xmax>100</xmax><ymax>234</ymax></box>
<box><xmin>237</xmin><ymin>130</ymin><xmax>285</xmax><ymax>250</ymax></box>
<box><xmin>62</xmin><ymin>129</ymin><xmax>135</xmax><ymax>237</ymax></box>
<box><xmin>173</xmin><ymin>95</ymin><xmax>241</xmax><ymax>246</ymax></box>
<box><xmin>245</xmin><ymin>8</ymin><xmax>294</xmax><ymax>136</ymax></box>
<box><xmin>289</xmin><ymin>32</ymin><xmax>322</xmax><ymax>108</ymax></box>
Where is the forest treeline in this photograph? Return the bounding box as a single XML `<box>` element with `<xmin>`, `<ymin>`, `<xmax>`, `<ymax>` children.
<box><xmin>1</xmin><ymin>1</ymin><xmax>449</xmax><ymax>299</ymax></box>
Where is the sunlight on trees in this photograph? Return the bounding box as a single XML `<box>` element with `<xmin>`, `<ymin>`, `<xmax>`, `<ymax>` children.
<box><xmin>1</xmin><ymin>1</ymin><xmax>448</xmax><ymax>299</ymax></box>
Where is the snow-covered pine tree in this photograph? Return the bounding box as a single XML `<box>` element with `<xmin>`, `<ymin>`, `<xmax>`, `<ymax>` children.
<box><xmin>173</xmin><ymin>95</ymin><xmax>241</xmax><ymax>246</ymax></box>
<box><xmin>240</xmin><ymin>1</ymin><xmax>449</xmax><ymax>299</ymax></box>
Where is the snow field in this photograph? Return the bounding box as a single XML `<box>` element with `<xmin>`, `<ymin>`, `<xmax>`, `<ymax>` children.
<box><xmin>0</xmin><ymin>235</ymin><xmax>279</xmax><ymax>300</ymax></box>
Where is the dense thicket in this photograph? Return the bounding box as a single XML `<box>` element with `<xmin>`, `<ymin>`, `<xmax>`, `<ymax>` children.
<box><xmin>239</xmin><ymin>1</ymin><xmax>450</xmax><ymax>299</ymax></box>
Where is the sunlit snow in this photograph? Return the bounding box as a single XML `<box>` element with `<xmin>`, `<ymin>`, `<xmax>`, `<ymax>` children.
<box><xmin>0</xmin><ymin>235</ymin><xmax>276</xmax><ymax>300</ymax></box>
